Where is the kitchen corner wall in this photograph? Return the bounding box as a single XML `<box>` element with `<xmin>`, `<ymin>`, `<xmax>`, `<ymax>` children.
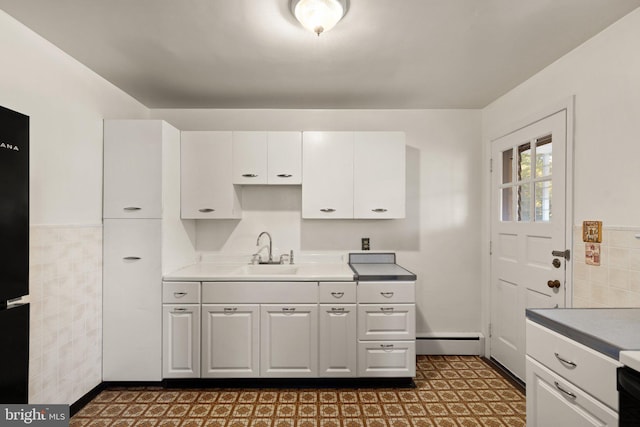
<box><xmin>1</xmin><ymin>10</ymin><xmax>149</xmax><ymax>404</ymax></box>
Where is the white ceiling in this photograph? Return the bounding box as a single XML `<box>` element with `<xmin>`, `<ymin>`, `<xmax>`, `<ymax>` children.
<box><xmin>2</xmin><ymin>0</ymin><xmax>639</xmax><ymax>109</ymax></box>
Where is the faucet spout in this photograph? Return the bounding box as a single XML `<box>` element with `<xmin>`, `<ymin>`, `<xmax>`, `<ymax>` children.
<box><xmin>256</xmin><ymin>231</ymin><xmax>273</xmax><ymax>263</ymax></box>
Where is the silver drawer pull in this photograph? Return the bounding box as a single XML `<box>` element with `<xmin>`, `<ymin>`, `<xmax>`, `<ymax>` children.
<box><xmin>282</xmin><ymin>307</ymin><xmax>296</xmax><ymax>312</ymax></box>
<box><xmin>372</xmin><ymin>208</ymin><xmax>388</xmax><ymax>213</ymax></box>
<box><xmin>276</xmin><ymin>174</ymin><xmax>292</xmax><ymax>178</ymax></box>
<box><xmin>380</xmin><ymin>344</ymin><xmax>394</xmax><ymax>350</ymax></box>
<box><xmin>242</xmin><ymin>174</ymin><xmax>258</xmax><ymax>178</ymax></box>
<box><xmin>223</xmin><ymin>307</ymin><xmax>237</xmax><ymax>312</ymax></box>
<box><xmin>172</xmin><ymin>308</ymin><xmax>187</xmax><ymax>313</ymax></box>
<box><xmin>123</xmin><ymin>256</ymin><xmax>141</xmax><ymax>261</ymax></box>
<box><xmin>554</xmin><ymin>381</ymin><xmax>577</xmax><ymax>399</ymax></box>
<box><xmin>380</xmin><ymin>307</ymin><xmax>395</xmax><ymax>312</ymax></box>
<box><xmin>329</xmin><ymin>308</ymin><xmax>347</xmax><ymax>314</ymax></box>
<box><xmin>380</xmin><ymin>292</ymin><xmax>394</xmax><ymax>298</ymax></box>
<box><xmin>173</xmin><ymin>292</ymin><xmax>187</xmax><ymax>298</ymax></box>
<box><xmin>320</xmin><ymin>208</ymin><xmax>336</xmax><ymax>213</ymax></box>
<box><xmin>199</xmin><ymin>208</ymin><xmax>215</xmax><ymax>213</ymax></box>
<box><xmin>123</xmin><ymin>207</ymin><xmax>141</xmax><ymax>211</ymax></box>
<box><xmin>330</xmin><ymin>292</ymin><xmax>344</xmax><ymax>298</ymax></box>
<box><xmin>554</xmin><ymin>352</ymin><xmax>577</xmax><ymax>368</ymax></box>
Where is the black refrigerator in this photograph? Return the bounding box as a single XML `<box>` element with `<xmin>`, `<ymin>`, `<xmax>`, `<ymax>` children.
<box><xmin>0</xmin><ymin>105</ymin><xmax>29</xmax><ymax>403</ymax></box>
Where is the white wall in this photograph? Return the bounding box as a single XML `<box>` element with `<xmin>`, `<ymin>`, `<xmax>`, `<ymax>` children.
<box><xmin>482</xmin><ymin>8</ymin><xmax>640</xmax><ymax>311</ymax></box>
<box><xmin>0</xmin><ymin>10</ymin><xmax>149</xmax><ymax>404</ymax></box>
<box><xmin>152</xmin><ymin>108</ymin><xmax>483</xmax><ymax>336</ymax></box>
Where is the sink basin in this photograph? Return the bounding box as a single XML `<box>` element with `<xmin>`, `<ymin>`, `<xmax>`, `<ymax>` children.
<box><xmin>237</xmin><ymin>264</ymin><xmax>299</xmax><ymax>275</ymax></box>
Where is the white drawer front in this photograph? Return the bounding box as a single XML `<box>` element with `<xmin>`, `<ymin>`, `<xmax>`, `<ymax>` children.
<box><xmin>202</xmin><ymin>282</ymin><xmax>317</xmax><ymax>304</ymax></box>
<box><xmin>358</xmin><ymin>304</ymin><xmax>416</xmax><ymax>341</ymax></box>
<box><xmin>163</xmin><ymin>282</ymin><xmax>201</xmax><ymax>304</ymax></box>
<box><xmin>319</xmin><ymin>282</ymin><xmax>356</xmax><ymax>303</ymax></box>
<box><xmin>526</xmin><ymin>320</ymin><xmax>622</xmax><ymax>410</ymax></box>
<box><xmin>357</xmin><ymin>340</ymin><xmax>416</xmax><ymax>377</ymax></box>
<box><xmin>357</xmin><ymin>282</ymin><xmax>415</xmax><ymax>303</ymax></box>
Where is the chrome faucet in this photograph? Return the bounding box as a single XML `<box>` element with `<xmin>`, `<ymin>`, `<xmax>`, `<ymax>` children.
<box><xmin>256</xmin><ymin>231</ymin><xmax>273</xmax><ymax>264</ymax></box>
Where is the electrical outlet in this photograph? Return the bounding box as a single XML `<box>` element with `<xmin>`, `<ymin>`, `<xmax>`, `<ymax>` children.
<box><xmin>361</xmin><ymin>238</ymin><xmax>370</xmax><ymax>251</ymax></box>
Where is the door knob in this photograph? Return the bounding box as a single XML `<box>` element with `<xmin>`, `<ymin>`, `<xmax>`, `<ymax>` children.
<box><xmin>552</xmin><ymin>259</ymin><xmax>562</xmax><ymax>268</ymax></box>
<box><xmin>547</xmin><ymin>279</ymin><xmax>561</xmax><ymax>289</ymax></box>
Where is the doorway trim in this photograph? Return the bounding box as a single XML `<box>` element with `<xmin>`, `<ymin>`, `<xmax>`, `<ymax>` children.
<box><xmin>482</xmin><ymin>96</ymin><xmax>575</xmax><ymax>359</ymax></box>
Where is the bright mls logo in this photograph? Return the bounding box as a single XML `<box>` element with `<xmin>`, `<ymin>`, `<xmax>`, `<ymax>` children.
<box><xmin>1</xmin><ymin>405</ymin><xmax>68</xmax><ymax>427</ymax></box>
<box><xmin>0</xmin><ymin>141</ymin><xmax>20</xmax><ymax>151</ymax></box>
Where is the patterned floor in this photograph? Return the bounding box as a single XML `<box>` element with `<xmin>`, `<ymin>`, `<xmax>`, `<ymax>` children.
<box><xmin>71</xmin><ymin>356</ymin><xmax>526</xmax><ymax>427</ymax></box>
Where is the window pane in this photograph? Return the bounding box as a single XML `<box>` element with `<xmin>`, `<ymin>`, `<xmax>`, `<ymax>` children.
<box><xmin>518</xmin><ymin>183</ymin><xmax>531</xmax><ymax>222</ymax></box>
<box><xmin>535</xmin><ymin>180</ymin><xmax>552</xmax><ymax>222</ymax></box>
<box><xmin>535</xmin><ymin>136</ymin><xmax>552</xmax><ymax>178</ymax></box>
<box><xmin>502</xmin><ymin>149</ymin><xmax>513</xmax><ymax>184</ymax></box>
<box><xmin>518</xmin><ymin>143</ymin><xmax>531</xmax><ymax>181</ymax></box>
<box><xmin>501</xmin><ymin>187</ymin><xmax>513</xmax><ymax>221</ymax></box>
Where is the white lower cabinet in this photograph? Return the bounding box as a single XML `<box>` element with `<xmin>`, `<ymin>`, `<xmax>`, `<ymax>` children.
<box><xmin>526</xmin><ymin>356</ymin><xmax>618</xmax><ymax>427</ymax></box>
<box><xmin>261</xmin><ymin>304</ymin><xmax>318</xmax><ymax>377</ymax></box>
<box><xmin>319</xmin><ymin>304</ymin><xmax>357</xmax><ymax>377</ymax></box>
<box><xmin>162</xmin><ymin>304</ymin><xmax>200</xmax><ymax>378</ymax></box>
<box><xmin>201</xmin><ymin>304</ymin><xmax>260</xmax><ymax>378</ymax></box>
<box><xmin>357</xmin><ymin>341</ymin><xmax>416</xmax><ymax>377</ymax></box>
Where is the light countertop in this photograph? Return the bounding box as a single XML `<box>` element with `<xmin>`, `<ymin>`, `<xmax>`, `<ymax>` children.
<box><xmin>526</xmin><ymin>308</ymin><xmax>640</xmax><ymax>361</ymax></box>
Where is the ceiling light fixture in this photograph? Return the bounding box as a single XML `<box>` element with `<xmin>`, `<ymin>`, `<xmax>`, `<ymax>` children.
<box><xmin>291</xmin><ymin>0</ymin><xmax>348</xmax><ymax>36</ymax></box>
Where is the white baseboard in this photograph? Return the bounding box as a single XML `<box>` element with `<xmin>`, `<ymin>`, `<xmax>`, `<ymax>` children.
<box><xmin>416</xmin><ymin>333</ymin><xmax>485</xmax><ymax>356</ymax></box>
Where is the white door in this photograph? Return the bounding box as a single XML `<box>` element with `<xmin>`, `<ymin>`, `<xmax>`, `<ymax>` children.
<box><xmin>319</xmin><ymin>304</ymin><xmax>357</xmax><ymax>377</ymax></box>
<box><xmin>232</xmin><ymin>131</ymin><xmax>268</xmax><ymax>184</ymax></box>
<box><xmin>162</xmin><ymin>304</ymin><xmax>200</xmax><ymax>378</ymax></box>
<box><xmin>490</xmin><ymin>110</ymin><xmax>569</xmax><ymax>380</ymax></box>
<box><xmin>267</xmin><ymin>131</ymin><xmax>302</xmax><ymax>184</ymax></box>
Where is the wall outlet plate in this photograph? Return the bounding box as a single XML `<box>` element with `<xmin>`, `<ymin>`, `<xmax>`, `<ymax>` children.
<box><xmin>361</xmin><ymin>238</ymin><xmax>370</xmax><ymax>251</ymax></box>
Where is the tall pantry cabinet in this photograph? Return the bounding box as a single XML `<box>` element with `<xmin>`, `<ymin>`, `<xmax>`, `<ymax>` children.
<box><xmin>103</xmin><ymin>120</ymin><xmax>195</xmax><ymax>381</ymax></box>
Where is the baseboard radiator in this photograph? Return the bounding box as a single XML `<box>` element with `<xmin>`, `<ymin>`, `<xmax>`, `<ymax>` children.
<box><xmin>416</xmin><ymin>333</ymin><xmax>485</xmax><ymax>356</ymax></box>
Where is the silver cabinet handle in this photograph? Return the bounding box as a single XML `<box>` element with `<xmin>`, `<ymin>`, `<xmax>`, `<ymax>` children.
<box><xmin>328</xmin><ymin>307</ymin><xmax>348</xmax><ymax>314</ymax></box>
<box><xmin>554</xmin><ymin>352</ymin><xmax>577</xmax><ymax>368</ymax></box>
<box><xmin>380</xmin><ymin>307</ymin><xmax>395</xmax><ymax>312</ymax></box>
<box><xmin>172</xmin><ymin>308</ymin><xmax>187</xmax><ymax>313</ymax></box>
<box><xmin>199</xmin><ymin>208</ymin><xmax>215</xmax><ymax>213</ymax></box>
<box><xmin>123</xmin><ymin>207</ymin><xmax>141</xmax><ymax>211</ymax></box>
<box><xmin>282</xmin><ymin>307</ymin><xmax>296</xmax><ymax>312</ymax></box>
<box><xmin>123</xmin><ymin>256</ymin><xmax>141</xmax><ymax>261</ymax></box>
<box><xmin>242</xmin><ymin>174</ymin><xmax>258</xmax><ymax>178</ymax></box>
<box><xmin>380</xmin><ymin>344</ymin><xmax>394</xmax><ymax>350</ymax></box>
<box><xmin>223</xmin><ymin>307</ymin><xmax>237</xmax><ymax>312</ymax></box>
<box><xmin>276</xmin><ymin>174</ymin><xmax>293</xmax><ymax>178</ymax></box>
<box><xmin>554</xmin><ymin>381</ymin><xmax>577</xmax><ymax>399</ymax></box>
<box><xmin>320</xmin><ymin>208</ymin><xmax>336</xmax><ymax>213</ymax></box>
<box><xmin>372</xmin><ymin>208</ymin><xmax>388</xmax><ymax>213</ymax></box>
<box><xmin>173</xmin><ymin>292</ymin><xmax>187</xmax><ymax>298</ymax></box>
<box><xmin>380</xmin><ymin>292</ymin><xmax>394</xmax><ymax>298</ymax></box>
<box><xmin>330</xmin><ymin>292</ymin><xmax>344</xmax><ymax>298</ymax></box>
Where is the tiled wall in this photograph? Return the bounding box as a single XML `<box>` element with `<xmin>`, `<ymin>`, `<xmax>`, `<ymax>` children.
<box><xmin>573</xmin><ymin>226</ymin><xmax>640</xmax><ymax>308</ymax></box>
<box><xmin>27</xmin><ymin>225</ymin><xmax>102</xmax><ymax>404</ymax></box>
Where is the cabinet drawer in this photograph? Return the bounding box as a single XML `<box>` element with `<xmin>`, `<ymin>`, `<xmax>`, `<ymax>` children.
<box><xmin>358</xmin><ymin>304</ymin><xmax>416</xmax><ymax>341</ymax></box>
<box><xmin>357</xmin><ymin>340</ymin><xmax>416</xmax><ymax>377</ymax></box>
<box><xmin>526</xmin><ymin>320</ymin><xmax>621</xmax><ymax>410</ymax></box>
<box><xmin>163</xmin><ymin>282</ymin><xmax>201</xmax><ymax>303</ymax></box>
<box><xmin>357</xmin><ymin>282</ymin><xmax>415</xmax><ymax>303</ymax></box>
<box><xmin>202</xmin><ymin>281</ymin><xmax>317</xmax><ymax>303</ymax></box>
<box><xmin>319</xmin><ymin>282</ymin><xmax>356</xmax><ymax>303</ymax></box>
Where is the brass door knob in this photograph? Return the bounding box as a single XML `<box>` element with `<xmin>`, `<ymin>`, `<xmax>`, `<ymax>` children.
<box><xmin>547</xmin><ymin>280</ymin><xmax>561</xmax><ymax>289</ymax></box>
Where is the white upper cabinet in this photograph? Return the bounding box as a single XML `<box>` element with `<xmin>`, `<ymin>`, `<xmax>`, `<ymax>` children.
<box><xmin>354</xmin><ymin>132</ymin><xmax>406</xmax><ymax>219</ymax></box>
<box><xmin>302</xmin><ymin>131</ymin><xmax>354</xmax><ymax>219</ymax></box>
<box><xmin>232</xmin><ymin>131</ymin><xmax>302</xmax><ymax>185</ymax></box>
<box><xmin>302</xmin><ymin>131</ymin><xmax>406</xmax><ymax>219</ymax></box>
<box><xmin>181</xmin><ymin>131</ymin><xmax>242</xmax><ymax>219</ymax></box>
<box><xmin>103</xmin><ymin>120</ymin><xmax>164</xmax><ymax>218</ymax></box>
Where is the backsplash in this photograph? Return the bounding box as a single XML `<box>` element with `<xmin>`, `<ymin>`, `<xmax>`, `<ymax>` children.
<box><xmin>573</xmin><ymin>226</ymin><xmax>640</xmax><ymax>308</ymax></box>
<box><xmin>27</xmin><ymin>225</ymin><xmax>102</xmax><ymax>404</ymax></box>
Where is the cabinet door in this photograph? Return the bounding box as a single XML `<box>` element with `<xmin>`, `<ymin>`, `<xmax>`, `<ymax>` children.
<box><xmin>354</xmin><ymin>132</ymin><xmax>406</xmax><ymax>219</ymax></box>
<box><xmin>302</xmin><ymin>132</ymin><xmax>354</xmax><ymax>218</ymax></box>
<box><xmin>261</xmin><ymin>304</ymin><xmax>318</xmax><ymax>377</ymax></box>
<box><xmin>357</xmin><ymin>340</ymin><xmax>416</xmax><ymax>377</ymax></box>
<box><xmin>103</xmin><ymin>219</ymin><xmax>162</xmax><ymax>381</ymax></box>
<box><xmin>357</xmin><ymin>304</ymin><xmax>416</xmax><ymax>341</ymax></box>
<box><xmin>319</xmin><ymin>304</ymin><xmax>356</xmax><ymax>377</ymax></box>
<box><xmin>526</xmin><ymin>356</ymin><xmax>618</xmax><ymax>427</ymax></box>
<box><xmin>162</xmin><ymin>304</ymin><xmax>200</xmax><ymax>378</ymax></box>
<box><xmin>103</xmin><ymin>120</ymin><xmax>162</xmax><ymax>218</ymax></box>
<box><xmin>181</xmin><ymin>131</ymin><xmax>241</xmax><ymax>218</ymax></box>
<box><xmin>201</xmin><ymin>304</ymin><xmax>260</xmax><ymax>378</ymax></box>
<box><xmin>268</xmin><ymin>132</ymin><xmax>302</xmax><ymax>184</ymax></box>
<box><xmin>232</xmin><ymin>132</ymin><xmax>268</xmax><ymax>184</ymax></box>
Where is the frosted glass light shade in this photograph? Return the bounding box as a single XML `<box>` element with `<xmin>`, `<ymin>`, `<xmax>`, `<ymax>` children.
<box><xmin>291</xmin><ymin>0</ymin><xmax>347</xmax><ymax>35</ymax></box>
